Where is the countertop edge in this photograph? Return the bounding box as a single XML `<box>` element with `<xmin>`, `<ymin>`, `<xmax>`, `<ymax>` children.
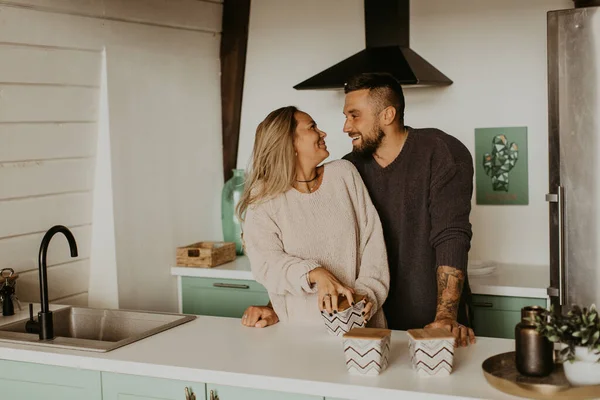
<box><xmin>171</xmin><ymin>256</ymin><xmax>254</xmax><ymax>280</ymax></box>
<box><xmin>170</xmin><ymin>266</ymin><xmax>254</xmax><ymax>280</ymax></box>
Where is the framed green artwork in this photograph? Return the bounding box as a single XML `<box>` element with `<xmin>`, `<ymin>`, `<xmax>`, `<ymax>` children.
<box><xmin>475</xmin><ymin>127</ymin><xmax>529</xmax><ymax>205</ymax></box>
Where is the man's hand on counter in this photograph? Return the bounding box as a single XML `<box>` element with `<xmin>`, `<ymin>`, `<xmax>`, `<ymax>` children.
<box><xmin>426</xmin><ymin>265</ymin><xmax>476</xmax><ymax>347</ymax></box>
<box><xmin>425</xmin><ymin>318</ymin><xmax>476</xmax><ymax>347</ymax></box>
<box><xmin>241</xmin><ymin>304</ymin><xmax>279</xmax><ymax>328</ymax></box>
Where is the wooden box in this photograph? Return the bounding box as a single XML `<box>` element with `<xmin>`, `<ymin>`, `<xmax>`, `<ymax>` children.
<box><xmin>176</xmin><ymin>242</ymin><xmax>236</xmax><ymax>268</ymax></box>
<box><xmin>407</xmin><ymin>328</ymin><xmax>455</xmax><ymax>377</ymax></box>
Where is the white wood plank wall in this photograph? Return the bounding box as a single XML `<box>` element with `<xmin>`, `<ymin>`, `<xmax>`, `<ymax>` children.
<box><xmin>0</xmin><ymin>43</ymin><xmax>101</xmax><ymax>306</ymax></box>
<box><xmin>0</xmin><ymin>0</ymin><xmax>223</xmax><ymax>32</ymax></box>
<box><xmin>0</xmin><ymin>0</ymin><xmax>223</xmax><ymax>311</ymax></box>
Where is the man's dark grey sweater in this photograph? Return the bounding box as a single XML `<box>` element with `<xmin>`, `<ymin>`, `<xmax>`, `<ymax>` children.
<box><xmin>344</xmin><ymin>127</ymin><xmax>474</xmax><ymax>330</ymax></box>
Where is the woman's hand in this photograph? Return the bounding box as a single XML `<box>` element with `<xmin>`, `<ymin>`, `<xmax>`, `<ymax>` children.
<box><xmin>308</xmin><ymin>267</ymin><xmax>354</xmax><ymax>315</ymax></box>
<box><xmin>362</xmin><ymin>300</ymin><xmax>373</xmax><ymax>322</ymax></box>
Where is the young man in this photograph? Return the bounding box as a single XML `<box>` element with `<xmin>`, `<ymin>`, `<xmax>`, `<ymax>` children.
<box><xmin>242</xmin><ymin>73</ymin><xmax>476</xmax><ymax>347</ymax></box>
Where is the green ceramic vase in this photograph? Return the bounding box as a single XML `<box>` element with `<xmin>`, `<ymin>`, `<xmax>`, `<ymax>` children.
<box><xmin>221</xmin><ymin>169</ymin><xmax>245</xmax><ymax>254</ymax></box>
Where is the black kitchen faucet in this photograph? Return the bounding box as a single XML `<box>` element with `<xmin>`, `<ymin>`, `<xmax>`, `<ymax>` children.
<box><xmin>26</xmin><ymin>225</ymin><xmax>78</xmax><ymax>340</ymax></box>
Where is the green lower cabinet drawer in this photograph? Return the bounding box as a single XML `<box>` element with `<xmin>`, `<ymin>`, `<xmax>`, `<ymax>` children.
<box><xmin>102</xmin><ymin>372</ymin><xmax>205</xmax><ymax>400</ymax></box>
<box><xmin>471</xmin><ymin>294</ymin><xmax>547</xmax><ymax>339</ymax></box>
<box><xmin>182</xmin><ymin>277</ymin><xmax>270</xmax><ymax>318</ymax></box>
<box><xmin>0</xmin><ymin>359</ymin><xmax>101</xmax><ymax>399</ymax></box>
<box><xmin>207</xmin><ymin>384</ymin><xmax>321</xmax><ymax>400</ymax></box>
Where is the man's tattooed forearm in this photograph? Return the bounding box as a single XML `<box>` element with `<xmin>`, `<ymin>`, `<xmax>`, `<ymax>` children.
<box><xmin>435</xmin><ymin>266</ymin><xmax>465</xmax><ymax>321</ymax></box>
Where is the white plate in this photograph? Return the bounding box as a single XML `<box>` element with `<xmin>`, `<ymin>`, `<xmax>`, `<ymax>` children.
<box><xmin>468</xmin><ymin>265</ymin><xmax>496</xmax><ymax>276</ymax></box>
<box><xmin>469</xmin><ymin>260</ymin><xmax>495</xmax><ymax>269</ymax></box>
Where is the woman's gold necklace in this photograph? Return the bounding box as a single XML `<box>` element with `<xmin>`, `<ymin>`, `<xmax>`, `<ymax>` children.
<box><xmin>306</xmin><ymin>178</ymin><xmax>319</xmax><ymax>193</ymax></box>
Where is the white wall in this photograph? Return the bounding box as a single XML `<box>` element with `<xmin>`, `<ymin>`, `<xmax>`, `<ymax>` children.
<box><xmin>104</xmin><ymin>15</ymin><xmax>223</xmax><ymax>312</ymax></box>
<box><xmin>0</xmin><ymin>0</ymin><xmax>223</xmax><ymax>311</ymax></box>
<box><xmin>238</xmin><ymin>0</ymin><xmax>572</xmax><ymax>266</ymax></box>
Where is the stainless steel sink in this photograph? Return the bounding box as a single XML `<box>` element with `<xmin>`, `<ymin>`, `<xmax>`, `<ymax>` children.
<box><xmin>0</xmin><ymin>307</ymin><xmax>196</xmax><ymax>352</ymax></box>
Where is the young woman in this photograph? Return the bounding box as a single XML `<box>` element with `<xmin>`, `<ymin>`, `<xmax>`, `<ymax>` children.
<box><xmin>238</xmin><ymin>106</ymin><xmax>389</xmax><ymax>328</ymax></box>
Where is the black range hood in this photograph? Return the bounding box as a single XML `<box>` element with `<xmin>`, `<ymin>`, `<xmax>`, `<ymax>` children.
<box><xmin>294</xmin><ymin>0</ymin><xmax>452</xmax><ymax>90</ymax></box>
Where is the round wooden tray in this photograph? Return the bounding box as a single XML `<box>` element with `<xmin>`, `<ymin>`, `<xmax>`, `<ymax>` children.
<box><xmin>482</xmin><ymin>352</ymin><xmax>600</xmax><ymax>400</ymax></box>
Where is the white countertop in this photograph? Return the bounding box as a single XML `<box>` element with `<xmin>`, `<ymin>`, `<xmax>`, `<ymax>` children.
<box><xmin>172</xmin><ymin>256</ymin><xmax>549</xmax><ymax>299</ymax></box>
<box><xmin>468</xmin><ymin>264</ymin><xmax>549</xmax><ymax>298</ymax></box>
<box><xmin>0</xmin><ymin>305</ymin><xmax>520</xmax><ymax>400</ymax></box>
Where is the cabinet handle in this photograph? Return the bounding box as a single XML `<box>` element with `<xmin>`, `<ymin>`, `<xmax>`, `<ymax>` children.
<box><xmin>210</xmin><ymin>390</ymin><xmax>219</xmax><ymax>400</ymax></box>
<box><xmin>185</xmin><ymin>386</ymin><xmax>196</xmax><ymax>400</ymax></box>
<box><xmin>472</xmin><ymin>301</ymin><xmax>493</xmax><ymax>308</ymax></box>
<box><xmin>213</xmin><ymin>283</ymin><xmax>250</xmax><ymax>289</ymax></box>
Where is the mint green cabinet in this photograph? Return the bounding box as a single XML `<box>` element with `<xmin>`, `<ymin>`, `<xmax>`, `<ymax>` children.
<box><xmin>207</xmin><ymin>384</ymin><xmax>321</xmax><ymax>400</ymax></box>
<box><xmin>102</xmin><ymin>375</ymin><xmax>321</xmax><ymax>400</ymax></box>
<box><xmin>102</xmin><ymin>372</ymin><xmax>205</xmax><ymax>400</ymax></box>
<box><xmin>0</xmin><ymin>359</ymin><xmax>101</xmax><ymax>399</ymax></box>
<box><xmin>0</xmin><ymin>362</ymin><xmax>328</xmax><ymax>400</ymax></box>
<box><xmin>471</xmin><ymin>294</ymin><xmax>547</xmax><ymax>339</ymax></box>
<box><xmin>182</xmin><ymin>277</ymin><xmax>270</xmax><ymax>318</ymax></box>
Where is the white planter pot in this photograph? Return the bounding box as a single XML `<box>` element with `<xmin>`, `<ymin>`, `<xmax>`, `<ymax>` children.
<box><xmin>563</xmin><ymin>346</ymin><xmax>600</xmax><ymax>386</ymax></box>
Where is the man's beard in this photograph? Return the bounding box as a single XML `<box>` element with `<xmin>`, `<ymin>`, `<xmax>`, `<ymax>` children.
<box><xmin>352</xmin><ymin>127</ymin><xmax>385</xmax><ymax>158</ymax></box>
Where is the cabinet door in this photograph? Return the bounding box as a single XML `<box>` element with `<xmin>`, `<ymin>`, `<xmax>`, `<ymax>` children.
<box><xmin>471</xmin><ymin>295</ymin><xmax>547</xmax><ymax>339</ymax></box>
<box><xmin>0</xmin><ymin>359</ymin><xmax>101</xmax><ymax>400</ymax></box>
<box><xmin>182</xmin><ymin>277</ymin><xmax>270</xmax><ymax>318</ymax></box>
<box><xmin>207</xmin><ymin>384</ymin><xmax>322</xmax><ymax>400</ymax></box>
<box><xmin>102</xmin><ymin>372</ymin><xmax>205</xmax><ymax>400</ymax></box>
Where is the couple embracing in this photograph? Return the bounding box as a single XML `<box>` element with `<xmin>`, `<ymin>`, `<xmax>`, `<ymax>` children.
<box><xmin>238</xmin><ymin>73</ymin><xmax>475</xmax><ymax>347</ymax></box>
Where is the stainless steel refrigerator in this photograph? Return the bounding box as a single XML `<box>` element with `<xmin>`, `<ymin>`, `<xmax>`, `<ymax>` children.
<box><xmin>547</xmin><ymin>5</ymin><xmax>600</xmax><ymax>310</ymax></box>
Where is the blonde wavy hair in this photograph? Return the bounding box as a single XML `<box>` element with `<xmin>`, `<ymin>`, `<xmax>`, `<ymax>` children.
<box><xmin>236</xmin><ymin>106</ymin><xmax>299</xmax><ymax>221</ymax></box>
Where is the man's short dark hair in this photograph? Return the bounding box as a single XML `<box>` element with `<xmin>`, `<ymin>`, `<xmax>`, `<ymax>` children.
<box><xmin>344</xmin><ymin>73</ymin><xmax>405</xmax><ymax>127</ymax></box>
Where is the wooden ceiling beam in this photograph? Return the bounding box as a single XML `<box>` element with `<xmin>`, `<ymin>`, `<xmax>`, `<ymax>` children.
<box><xmin>220</xmin><ymin>0</ymin><xmax>251</xmax><ymax>182</ymax></box>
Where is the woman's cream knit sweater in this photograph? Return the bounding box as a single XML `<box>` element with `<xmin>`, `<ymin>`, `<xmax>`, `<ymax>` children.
<box><xmin>243</xmin><ymin>160</ymin><xmax>390</xmax><ymax>327</ymax></box>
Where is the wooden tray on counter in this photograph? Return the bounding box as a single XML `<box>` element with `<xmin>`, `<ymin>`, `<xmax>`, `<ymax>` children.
<box><xmin>482</xmin><ymin>352</ymin><xmax>600</xmax><ymax>400</ymax></box>
<box><xmin>176</xmin><ymin>242</ymin><xmax>236</xmax><ymax>268</ymax></box>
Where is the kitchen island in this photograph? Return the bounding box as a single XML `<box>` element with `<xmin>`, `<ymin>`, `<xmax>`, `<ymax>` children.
<box><xmin>0</xmin><ymin>305</ymin><xmax>521</xmax><ymax>399</ymax></box>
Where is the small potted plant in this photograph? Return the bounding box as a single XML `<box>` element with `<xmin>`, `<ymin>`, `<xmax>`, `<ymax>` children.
<box><xmin>531</xmin><ymin>304</ymin><xmax>600</xmax><ymax>386</ymax></box>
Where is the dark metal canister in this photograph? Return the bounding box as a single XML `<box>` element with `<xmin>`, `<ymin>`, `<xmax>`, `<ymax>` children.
<box><xmin>515</xmin><ymin>306</ymin><xmax>554</xmax><ymax>377</ymax></box>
